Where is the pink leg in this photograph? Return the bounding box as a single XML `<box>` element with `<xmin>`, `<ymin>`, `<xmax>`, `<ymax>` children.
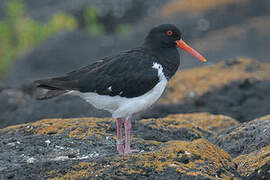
<box><xmin>124</xmin><ymin>118</ymin><xmax>139</xmax><ymax>154</ymax></box>
<box><xmin>116</xmin><ymin>118</ymin><xmax>124</xmax><ymax>154</ymax></box>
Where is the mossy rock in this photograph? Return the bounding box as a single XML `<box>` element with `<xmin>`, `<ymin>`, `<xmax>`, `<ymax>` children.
<box><xmin>0</xmin><ymin>113</ymin><xmax>241</xmax><ymax>179</ymax></box>
<box><xmin>3</xmin><ymin>113</ymin><xmax>238</xmax><ymax>143</ymax></box>
<box><xmin>47</xmin><ymin>139</ymin><xmax>239</xmax><ymax>180</ymax></box>
<box><xmin>137</xmin><ymin>113</ymin><xmax>238</xmax><ymax>142</ymax></box>
<box><xmin>161</xmin><ymin>58</ymin><xmax>270</xmax><ymax>104</ymax></box>
<box><xmin>3</xmin><ymin>117</ymin><xmax>116</xmax><ymax>139</ymax></box>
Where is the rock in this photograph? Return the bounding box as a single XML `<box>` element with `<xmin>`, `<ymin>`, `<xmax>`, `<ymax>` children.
<box><xmin>161</xmin><ymin>58</ymin><xmax>270</xmax><ymax>104</ymax></box>
<box><xmin>234</xmin><ymin>145</ymin><xmax>270</xmax><ymax>179</ymax></box>
<box><xmin>0</xmin><ymin>114</ymin><xmax>241</xmax><ymax>179</ymax></box>
<box><xmin>137</xmin><ymin>113</ymin><xmax>238</xmax><ymax>142</ymax></box>
<box><xmin>211</xmin><ymin>115</ymin><xmax>270</xmax><ymax>158</ymax></box>
<box><xmin>142</xmin><ymin>58</ymin><xmax>270</xmax><ymax>122</ymax></box>
<box><xmin>47</xmin><ymin>139</ymin><xmax>239</xmax><ymax>180</ymax></box>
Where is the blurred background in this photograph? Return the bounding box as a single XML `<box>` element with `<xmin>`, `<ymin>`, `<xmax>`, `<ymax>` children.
<box><xmin>0</xmin><ymin>0</ymin><xmax>270</xmax><ymax>128</ymax></box>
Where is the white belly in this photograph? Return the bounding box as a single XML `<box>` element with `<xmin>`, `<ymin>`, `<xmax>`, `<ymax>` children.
<box><xmin>71</xmin><ymin>78</ymin><xmax>167</xmax><ymax>118</ymax></box>
<box><xmin>70</xmin><ymin>62</ymin><xmax>167</xmax><ymax>118</ymax></box>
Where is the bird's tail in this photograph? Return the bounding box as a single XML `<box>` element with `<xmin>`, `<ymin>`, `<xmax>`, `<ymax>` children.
<box><xmin>36</xmin><ymin>89</ymin><xmax>68</xmax><ymax>100</ymax></box>
<box><xmin>34</xmin><ymin>79</ymin><xmax>70</xmax><ymax>100</ymax></box>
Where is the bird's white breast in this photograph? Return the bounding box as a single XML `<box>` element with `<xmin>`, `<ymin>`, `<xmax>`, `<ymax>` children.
<box><xmin>71</xmin><ymin>62</ymin><xmax>167</xmax><ymax>118</ymax></box>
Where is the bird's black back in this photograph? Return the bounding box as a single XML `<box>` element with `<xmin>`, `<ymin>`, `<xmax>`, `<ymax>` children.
<box><xmin>35</xmin><ymin>47</ymin><xmax>179</xmax><ymax>98</ymax></box>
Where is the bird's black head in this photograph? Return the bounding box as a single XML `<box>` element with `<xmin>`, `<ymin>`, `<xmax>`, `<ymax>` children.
<box><xmin>144</xmin><ymin>24</ymin><xmax>181</xmax><ymax>48</ymax></box>
<box><xmin>144</xmin><ymin>24</ymin><xmax>207</xmax><ymax>62</ymax></box>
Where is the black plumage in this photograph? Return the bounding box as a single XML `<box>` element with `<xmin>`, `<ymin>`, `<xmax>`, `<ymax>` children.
<box><xmin>35</xmin><ymin>24</ymin><xmax>182</xmax><ymax>99</ymax></box>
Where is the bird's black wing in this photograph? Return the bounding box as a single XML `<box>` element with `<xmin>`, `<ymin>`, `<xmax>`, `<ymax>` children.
<box><xmin>35</xmin><ymin>49</ymin><xmax>160</xmax><ymax>98</ymax></box>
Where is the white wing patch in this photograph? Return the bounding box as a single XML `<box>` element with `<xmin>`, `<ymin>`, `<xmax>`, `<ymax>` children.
<box><xmin>108</xmin><ymin>86</ymin><xmax>112</xmax><ymax>91</ymax></box>
<box><xmin>152</xmin><ymin>62</ymin><xmax>166</xmax><ymax>80</ymax></box>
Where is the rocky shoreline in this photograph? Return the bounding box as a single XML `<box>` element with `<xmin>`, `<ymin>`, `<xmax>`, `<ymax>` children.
<box><xmin>1</xmin><ymin>113</ymin><xmax>270</xmax><ymax>179</ymax></box>
<box><xmin>1</xmin><ymin>0</ymin><xmax>270</xmax><ymax>179</ymax></box>
<box><xmin>1</xmin><ymin>58</ymin><xmax>270</xmax><ymax>179</ymax></box>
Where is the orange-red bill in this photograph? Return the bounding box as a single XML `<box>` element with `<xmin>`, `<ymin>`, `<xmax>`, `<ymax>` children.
<box><xmin>176</xmin><ymin>39</ymin><xmax>207</xmax><ymax>62</ymax></box>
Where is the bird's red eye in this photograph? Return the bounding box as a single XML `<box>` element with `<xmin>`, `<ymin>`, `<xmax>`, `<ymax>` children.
<box><xmin>166</xmin><ymin>30</ymin><xmax>173</xmax><ymax>36</ymax></box>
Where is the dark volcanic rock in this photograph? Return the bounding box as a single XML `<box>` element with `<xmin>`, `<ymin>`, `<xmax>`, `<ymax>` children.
<box><xmin>211</xmin><ymin>115</ymin><xmax>270</xmax><ymax>158</ymax></box>
<box><xmin>245</xmin><ymin>163</ymin><xmax>270</xmax><ymax>180</ymax></box>
<box><xmin>137</xmin><ymin>113</ymin><xmax>238</xmax><ymax>142</ymax></box>
<box><xmin>0</xmin><ymin>116</ymin><xmax>239</xmax><ymax>179</ymax></box>
<box><xmin>143</xmin><ymin>79</ymin><xmax>270</xmax><ymax>123</ymax></box>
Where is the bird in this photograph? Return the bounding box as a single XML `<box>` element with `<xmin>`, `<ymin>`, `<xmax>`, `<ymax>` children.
<box><xmin>34</xmin><ymin>24</ymin><xmax>207</xmax><ymax>154</ymax></box>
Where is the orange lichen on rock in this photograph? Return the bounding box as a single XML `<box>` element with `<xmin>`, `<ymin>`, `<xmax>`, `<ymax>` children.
<box><xmin>48</xmin><ymin>139</ymin><xmax>238</xmax><ymax>179</ymax></box>
<box><xmin>170</xmin><ymin>113</ymin><xmax>238</xmax><ymax>133</ymax></box>
<box><xmin>161</xmin><ymin>58</ymin><xmax>270</xmax><ymax>104</ymax></box>
<box><xmin>2</xmin><ymin>117</ymin><xmax>115</xmax><ymax>139</ymax></box>
<box><xmin>254</xmin><ymin>114</ymin><xmax>270</xmax><ymax>122</ymax></box>
<box><xmin>234</xmin><ymin>145</ymin><xmax>270</xmax><ymax>177</ymax></box>
<box><xmin>140</xmin><ymin>113</ymin><xmax>238</xmax><ymax>137</ymax></box>
<box><xmin>162</xmin><ymin>0</ymin><xmax>246</xmax><ymax>17</ymax></box>
<box><xmin>134</xmin><ymin>139</ymin><xmax>236</xmax><ymax>179</ymax></box>
<box><xmin>47</xmin><ymin>162</ymin><xmax>100</xmax><ymax>180</ymax></box>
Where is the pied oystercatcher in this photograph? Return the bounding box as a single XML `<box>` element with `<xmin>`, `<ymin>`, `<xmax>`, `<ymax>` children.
<box><xmin>35</xmin><ymin>24</ymin><xmax>207</xmax><ymax>154</ymax></box>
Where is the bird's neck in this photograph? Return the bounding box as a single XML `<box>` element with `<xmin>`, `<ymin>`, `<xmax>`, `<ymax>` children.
<box><xmin>142</xmin><ymin>43</ymin><xmax>180</xmax><ymax>80</ymax></box>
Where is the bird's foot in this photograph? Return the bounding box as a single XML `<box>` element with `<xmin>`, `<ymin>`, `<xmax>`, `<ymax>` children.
<box><xmin>117</xmin><ymin>144</ymin><xmax>124</xmax><ymax>154</ymax></box>
<box><xmin>124</xmin><ymin>149</ymin><xmax>139</xmax><ymax>154</ymax></box>
<box><xmin>117</xmin><ymin>145</ymin><xmax>138</xmax><ymax>154</ymax></box>
<box><xmin>123</xmin><ymin>147</ymin><xmax>139</xmax><ymax>154</ymax></box>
